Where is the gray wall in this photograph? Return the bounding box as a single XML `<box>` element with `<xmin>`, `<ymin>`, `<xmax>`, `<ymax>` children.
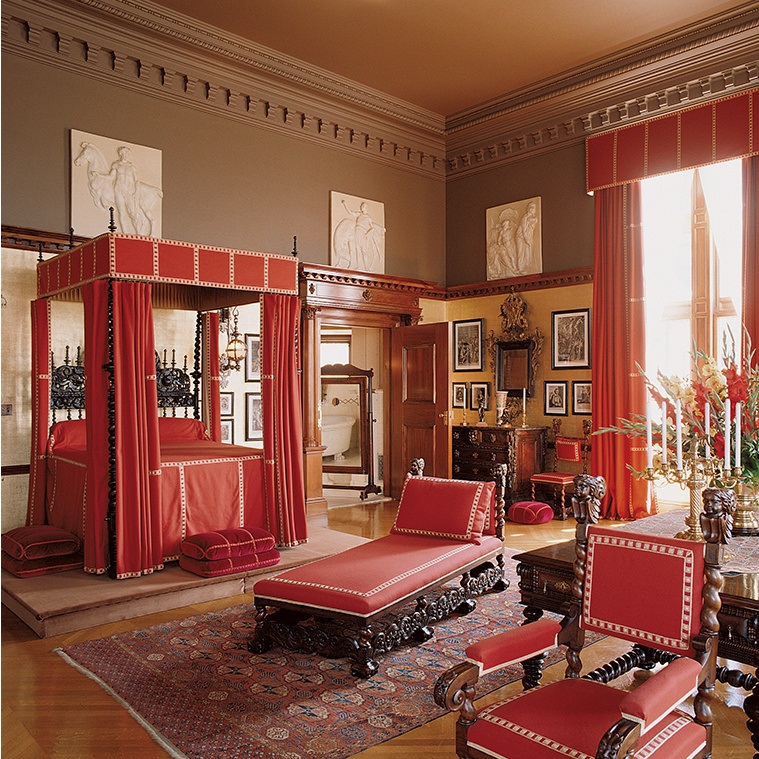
<box><xmin>1</xmin><ymin>54</ymin><xmax>447</xmax><ymax>284</ymax></box>
<box><xmin>445</xmin><ymin>144</ymin><xmax>595</xmax><ymax>286</ymax></box>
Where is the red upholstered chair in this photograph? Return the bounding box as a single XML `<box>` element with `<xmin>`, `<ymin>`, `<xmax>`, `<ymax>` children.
<box><xmin>434</xmin><ymin>475</ymin><xmax>736</xmax><ymax>759</ymax></box>
<box><xmin>529</xmin><ymin>418</ymin><xmax>591</xmax><ymax>519</ymax></box>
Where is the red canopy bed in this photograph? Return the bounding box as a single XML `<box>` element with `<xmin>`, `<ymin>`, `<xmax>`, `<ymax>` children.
<box><xmin>26</xmin><ymin>233</ymin><xmax>307</xmax><ymax>579</ymax></box>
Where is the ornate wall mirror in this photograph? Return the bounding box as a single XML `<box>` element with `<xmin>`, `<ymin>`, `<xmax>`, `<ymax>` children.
<box><xmin>487</xmin><ymin>292</ymin><xmax>543</xmax><ymax>398</ymax></box>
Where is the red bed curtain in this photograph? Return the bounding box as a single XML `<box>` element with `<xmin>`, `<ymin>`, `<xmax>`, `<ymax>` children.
<box><xmin>591</xmin><ymin>183</ymin><xmax>655</xmax><ymax>519</ymax></box>
<box><xmin>26</xmin><ymin>299</ymin><xmax>51</xmax><ymax>526</ymax></box>
<box><xmin>262</xmin><ymin>293</ymin><xmax>307</xmax><ymax>546</ymax></box>
<box><xmin>744</xmin><ymin>155</ymin><xmax>759</xmax><ymax>358</ymax></box>
<box><xmin>203</xmin><ymin>310</ymin><xmax>222</xmax><ymax>442</ymax></box>
<box><xmin>83</xmin><ymin>280</ymin><xmax>163</xmax><ymax>577</ymax></box>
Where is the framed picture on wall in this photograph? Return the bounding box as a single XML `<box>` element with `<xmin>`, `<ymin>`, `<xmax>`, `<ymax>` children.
<box><xmin>551</xmin><ymin>309</ymin><xmax>591</xmax><ymax>369</ymax></box>
<box><xmin>245</xmin><ymin>334</ymin><xmax>261</xmax><ymax>382</ymax></box>
<box><xmin>452</xmin><ymin>382</ymin><xmax>468</xmax><ymax>409</ymax></box>
<box><xmin>219</xmin><ymin>391</ymin><xmax>234</xmax><ymax>417</ymax></box>
<box><xmin>544</xmin><ymin>381</ymin><xmax>568</xmax><ymax>415</ymax></box>
<box><xmin>245</xmin><ymin>392</ymin><xmax>263</xmax><ymax>441</ymax></box>
<box><xmin>572</xmin><ymin>381</ymin><xmax>592</xmax><ymax>415</ymax></box>
<box><xmin>453</xmin><ymin>319</ymin><xmax>483</xmax><ymax>371</ymax></box>
<box><xmin>220</xmin><ymin>419</ymin><xmax>234</xmax><ymax>444</ymax></box>
<box><xmin>470</xmin><ymin>382</ymin><xmax>490</xmax><ymax>411</ymax></box>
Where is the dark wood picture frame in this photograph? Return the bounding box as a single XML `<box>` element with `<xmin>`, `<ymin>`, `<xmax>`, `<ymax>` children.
<box><xmin>551</xmin><ymin>309</ymin><xmax>591</xmax><ymax>369</ymax></box>
<box><xmin>452</xmin><ymin>382</ymin><xmax>468</xmax><ymax>409</ymax></box>
<box><xmin>544</xmin><ymin>380</ymin><xmax>568</xmax><ymax>415</ymax></box>
<box><xmin>470</xmin><ymin>381</ymin><xmax>490</xmax><ymax>411</ymax></box>
<box><xmin>219</xmin><ymin>391</ymin><xmax>234</xmax><ymax>417</ymax></box>
<box><xmin>244</xmin><ymin>334</ymin><xmax>261</xmax><ymax>382</ymax></box>
<box><xmin>220</xmin><ymin>418</ymin><xmax>234</xmax><ymax>444</ymax></box>
<box><xmin>572</xmin><ymin>381</ymin><xmax>592</xmax><ymax>415</ymax></box>
<box><xmin>453</xmin><ymin>319</ymin><xmax>484</xmax><ymax>372</ymax></box>
<box><xmin>245</xmin><ymin>391</ymin><xmax>263</xmax><ymax>441</ymax></box>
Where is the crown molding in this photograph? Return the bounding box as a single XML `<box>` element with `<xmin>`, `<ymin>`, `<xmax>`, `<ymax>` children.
<box><xmin>1</xmin><ymin>0</ymin><xmax>446</xmax><ymax>180</ymax></box>
<box><xmin>445</xmin><ymin>3</ymin><xmax>759</xmax><ymax>178</ymax></box>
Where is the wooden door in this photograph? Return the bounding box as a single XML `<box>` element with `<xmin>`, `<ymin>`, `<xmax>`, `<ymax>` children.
<box><xmin>389</xmin><ymin>322</ymin><xmax>451</xmax><ymax>496</ymax></box>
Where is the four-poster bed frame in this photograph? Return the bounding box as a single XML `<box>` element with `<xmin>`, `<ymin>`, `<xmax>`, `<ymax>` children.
<box><xmin>27</xmin><ymin>233</ymin><xmax>307</xmax><ymax>579</ymax></box>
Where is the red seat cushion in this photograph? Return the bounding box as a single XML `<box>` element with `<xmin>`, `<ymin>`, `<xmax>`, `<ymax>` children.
<box><xmin>254</xmin><ymin>533</ymin><xmax>502</xmax><ymax>618</ymax></box>
<box><xmin>507</xmin><ymin>501</ymin><xmax>553</xmax><ymax>524</ymax></box>
<box><xmin>179</xmin><ymin>548</ymin><xmax>281</xmax><ymax>577</ymax></box>
<box><xmin>467</xmin><ymin>678</ymin><xmax>706</xmax><ymax>758</ymax></box>
<box><xmin>181</xmin><ymin>527</ymin><xmax>275</xmax><ymax>561</ymax></box>
<box><xmin>391</xmin><ymin>475</ymin><xmax>495</xmax><ymax>542</ymax></box>
<box><xmin>1</xmin><ymin>551</ymin><xmax>84</xmax><ymax>578</ymax></box>
<box><xmin>530</xmin><ymin>472</ymin><xmax>576</xmax><ymax>485</ymax></box>
<box><xmin>1</xmin><ymin>525</ymin><xmax>81</xmax><ymax>561</ymax></box>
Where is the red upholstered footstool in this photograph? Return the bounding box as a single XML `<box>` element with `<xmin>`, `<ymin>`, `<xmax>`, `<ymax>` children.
<box><xmin>179</xmin><ymin>526</ymin><xmax>280</xmax><ymax>577</ymax></box>
<box><xmin>507</xmin><ymin>501</ymin><xmax>554</xmax><ymax>524</ymax></box>
<box><xmin>1</xmin><ymin>525</ymin><xmax>83</xmax><ymax>577</ymax></box>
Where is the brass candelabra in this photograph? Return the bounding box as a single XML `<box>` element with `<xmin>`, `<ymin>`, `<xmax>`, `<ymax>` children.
<box><xmin>644</xmin><ymin>433</ymin><xmax>741</xmax><ymax>541</ymax></box>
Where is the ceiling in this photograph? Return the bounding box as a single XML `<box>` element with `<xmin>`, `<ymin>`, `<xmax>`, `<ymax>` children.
<box><xmin>151</xmin><ymin>0</ymin><xmax>743</xmax><ymax>116</ymax></box>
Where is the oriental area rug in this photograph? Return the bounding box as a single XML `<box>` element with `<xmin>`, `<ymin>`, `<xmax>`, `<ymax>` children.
<box><xmin>55</xmin><ymin>553</ymin><xmax>568</xmax><ymax>759</ymax></box>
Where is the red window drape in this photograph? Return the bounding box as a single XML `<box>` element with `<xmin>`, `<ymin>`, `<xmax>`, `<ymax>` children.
<box><xmin>591</xmin><ymin>183</ymin><xmax>655</xmax><ymax>519</ymax></box>
<box><xmin>744</xmin><ymin>155</ymin><xmax>759</xmax><ymax>358</ymax></box>
<box><xmin>203</xmin><ymin>310</ymin><xmax>222</xmax><ymax>442</ymax></box>
<box><xmin>26</xmin><ymin>299</ymin><xmax>51</xmax><ymax>526</ymax></box>
<box><xmin>83</xmin><ymin>280</ymin><xmax>163</xmax><ymax>577</ymax></box>
<box><xmin>262</xmin><ymin>293</ymin><xmax>307</xmax><ymax>546</ymax></box>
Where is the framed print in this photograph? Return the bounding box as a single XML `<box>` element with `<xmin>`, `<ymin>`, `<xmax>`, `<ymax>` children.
<box><xmin>452</xmin><ymin>382</ymin><xmax>468</xmax><ymax>409</ymax></box>
<box><xmin>219</xmin><ymin>391</ymin><xmax>234</xmax><ymax>417</ymax></box>
<box><xmin>244</xmin><ymin>334</ymin><xmax>261</xmax><ymax>382</ymax></box>
<box><xmin>544</xmin><ymin>381</ymin><xmax>568</xmax><ymax>415</ymax></box>
<box><xmin>551</xmin><ymin>309</ymin><xmax>590</xmax><ymax>369</ymax></box>
<box><xmin>220</xmin><ymin>419</ymin><xmax>234</xmax><ymax>444</ymax></box>
<box><xmin>453</xmin><ymin>319</ymin><xmax>484</xmax><ymax>372</ymax></box>
<box><xmin>572</xmin><ymin>381</ymin><xmax>592</xmax><ymax>415</ymax></box>
<box><xmin>245</xmin><ymin>392</ymin><xmax>263</xmax><ymax>441</ymax></box>
<box><xmin>470</xmin><ymin>382</ymin><xmax>490</xmax><ymax>411</ymax></box>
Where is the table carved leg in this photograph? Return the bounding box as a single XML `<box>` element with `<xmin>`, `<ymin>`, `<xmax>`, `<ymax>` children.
<box><xmin>520</xmin><ymin>606</ymin><xmax>547</xmax><ymax>689</ymax></box>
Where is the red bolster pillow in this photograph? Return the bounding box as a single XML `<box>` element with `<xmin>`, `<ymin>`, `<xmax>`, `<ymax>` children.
<box><xmin>179</xmin><ymin>548</ymin><xmax>281</xmax><ymax>577</ymax></box>
<box><xmin>2</xmin><ymin>551</ymin><xmax>84</xmax><ymax>578</ymax></box>
<box><xmin>507</xmin><ymin>501</ymin><xmax>554</xmax><ymax>524</ymax></box>
<box><xmin>1</xmin><ymin>525</ymin><xmax>82</xmax><ymax>560</ymax></box>
<box><xmin>181</xmin><ymin>527</ymin><xmax>276</xmax><ymax>560</ymax></box>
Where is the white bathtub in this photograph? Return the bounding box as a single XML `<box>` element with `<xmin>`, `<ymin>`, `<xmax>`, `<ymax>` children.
<box><xmin>322</xmin><ymin>414</ymin><xmax>355</xmax><ymax>458</ymax></box>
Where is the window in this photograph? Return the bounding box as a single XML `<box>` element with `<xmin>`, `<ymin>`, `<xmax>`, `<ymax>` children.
<box><xmin>642</xmin><ymin>158</ymin><xmax>743</xmax><ymax>378</ymax></box>
<box><xmin>320</xmin><ymin>331</ymin><xmax>351</xmax><ymax>367</ymax></box>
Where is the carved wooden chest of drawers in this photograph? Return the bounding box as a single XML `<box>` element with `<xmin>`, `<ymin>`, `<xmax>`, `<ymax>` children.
<box><xmin>451</xmin><ymin>425</ymin><xmax>546</xmax><ymax>499</ymax></box>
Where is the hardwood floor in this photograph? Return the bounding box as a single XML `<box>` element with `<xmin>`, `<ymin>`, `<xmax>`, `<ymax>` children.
<box><xmin>2</xmin><ymin>496</ymin><xmax>754</xmax><ymax>758</ymax></box>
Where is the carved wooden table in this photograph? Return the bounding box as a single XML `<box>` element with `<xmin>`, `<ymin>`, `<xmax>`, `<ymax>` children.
<box><xmin>514</xmin><ymin>540</ymin><xmax>759</xmax><ymax>755</ymax></box>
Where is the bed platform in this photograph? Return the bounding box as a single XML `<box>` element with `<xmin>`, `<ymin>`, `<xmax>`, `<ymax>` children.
<box><xmin>249</xmin><ymin>460</ymin><xmax>508</xmax><ymax>677</ymax></box>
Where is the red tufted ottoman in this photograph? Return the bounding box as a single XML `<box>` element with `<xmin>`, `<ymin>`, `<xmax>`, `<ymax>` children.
<box><xmin>179</xmin><ymin>526</ymin><xmax>280</xmax><ymax>577</ymax></box>
<box><xmin>507</xmin><ymin>501</ymin><xmax>554</xmax><ymax>524</ymax></box>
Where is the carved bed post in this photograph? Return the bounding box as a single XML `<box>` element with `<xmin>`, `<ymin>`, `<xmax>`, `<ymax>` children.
<box><xmin>105</xmin><ymin>279</ymin><xmax>118</xmax><ymax>579</ymax></box>
<box><xmin>192</xmin><ymin>311</ymin><xmax>202</xmax><ymax>420</ymax></box>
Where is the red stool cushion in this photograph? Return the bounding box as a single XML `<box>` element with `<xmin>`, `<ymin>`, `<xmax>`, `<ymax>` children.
<box><xmin>2</xmin><ymin>525</ymin><xmax>81</xmax><ymax>561</ymax></box>
<box><xmin>508</xmin><ymin>501</ymin><xmax>553</xmax><ymax>524</ymax></box>
<box><xmin>181</xmin><ymin>527</ymin><xmax>275</xmax><ymax>561</ymax></box>
<box><xmin>1</xmin><ymin>551</ymin><xmax>84</xmax><ymax>578</ymax></box>
<box><xmin>179</xmin><ymin>548</ymin><xmax>281</xmax><ymax>577</ymax></box>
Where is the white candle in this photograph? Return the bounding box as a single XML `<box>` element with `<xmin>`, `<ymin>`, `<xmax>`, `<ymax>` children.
<box><xmin>646</xmin><ymin>400</ymin><xmax>653</xmax><ymax>468</ymax></box>
<box><xmin>704</xmin><ymin>402</ymin><xmax>710</xmax><ymax>458</ymax></box>
<box><xmin>735</xmin><ymin>402</ymin><xmax>741</xmax><ymax>469</ymax></box>
<box><xmin>661</xmin><ymin>401</ymin><xmax>667</xmax><ymax>465</ymax></box>
<box><xmin>675</xmin><ymin>399</ymin><xmax>683</xmax><ymax>469</ymax></box>
<box><xmin>724</xmin><ymin>398</ymin><xmax>731</xmax><ymax>470</ymax></box>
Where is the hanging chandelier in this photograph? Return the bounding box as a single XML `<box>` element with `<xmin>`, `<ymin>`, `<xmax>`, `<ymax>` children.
<box><xmin>219</xmin><ymin>307</ymin><xmax>246</xmax><ymax>373</ymax></box>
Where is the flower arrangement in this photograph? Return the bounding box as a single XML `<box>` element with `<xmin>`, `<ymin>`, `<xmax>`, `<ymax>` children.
<box><xmin>598</xmin><ymin>331</ymin><xmax>759</xmax><ymax>489</ymax></box>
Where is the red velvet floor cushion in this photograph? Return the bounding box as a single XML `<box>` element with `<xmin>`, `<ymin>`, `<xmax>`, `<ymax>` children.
<box><xmin>467</xmin><ymin>678</ymin><xmax>706</xmax><ymax>759</ymax></box>
<box><xmin>253</xmin><ymin>533</ymin><xmax>502</xmax><ymax>618</ymax></box>
<box><xmin>2</xmin><ymin>525</ymin><xmax>81</xmax><ymax>560</ymax></box>
<box><xmin>181</xmin><ymin>527</ymin><xmax>276</xmax><ymax>561</ymax></box>
<box><xmin>1</xmin><ymin>551</ymin><xmax>84</xmax><ymax>578</ymax></box>
<box><xmin>507</xmin><ymin>501</ymin><xmax>553</xmax><ymax>524</ymax></box>
<box><xmin>179</xmin><ymin>548</ymin><xmax>281</xmax><ymax>578</ymax></box>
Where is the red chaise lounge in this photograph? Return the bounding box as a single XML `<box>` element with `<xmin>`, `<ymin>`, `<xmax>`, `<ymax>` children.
<box><xmin>249</xmin><ymin>459</ymin><xmax>508</xmax><ymax>677</ymax></box>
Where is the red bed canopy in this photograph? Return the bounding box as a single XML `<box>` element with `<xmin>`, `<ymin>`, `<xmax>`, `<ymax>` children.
<box><xmin>28</xmin><ymin>233</ymin><xmax>307</xmax><ymax>578</ymax></box>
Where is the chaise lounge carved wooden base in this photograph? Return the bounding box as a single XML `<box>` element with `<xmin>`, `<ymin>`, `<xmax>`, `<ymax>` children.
<box><xmin>249</xmin><ymin>460</ymin><xmax>509</xmax><ymax>678</ymax></box>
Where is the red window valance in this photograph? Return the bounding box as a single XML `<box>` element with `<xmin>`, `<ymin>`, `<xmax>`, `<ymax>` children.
<box><xmin>586</xmin><ymin>88</ymin><xmax>759</xmax><ymax>192</ymax></box>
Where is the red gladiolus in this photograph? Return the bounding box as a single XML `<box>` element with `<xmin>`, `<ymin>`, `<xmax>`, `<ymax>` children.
<box><xmin>724</xmin><ymin>364</ymin><xmax>749</xmax><ymax>404</ymax></box>
<box><xmin>712</xmin><ymin>432</ymin><xmax>725</xmax><ymax>459</ymax></box>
